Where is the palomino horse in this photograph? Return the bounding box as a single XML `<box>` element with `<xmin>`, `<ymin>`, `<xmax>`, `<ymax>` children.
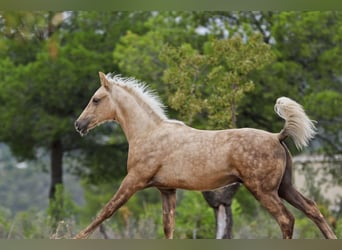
<box><xmin>74</xmin><ymin>72</ymin><xmax>337</xmax><ymax>239</ymax></box>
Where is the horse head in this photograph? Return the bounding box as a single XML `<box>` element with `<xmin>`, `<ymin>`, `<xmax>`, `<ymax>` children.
<box><xmin>75</xmin><ymin>72</ymin><xmax>116</xmax><ymax>136</ymax></box>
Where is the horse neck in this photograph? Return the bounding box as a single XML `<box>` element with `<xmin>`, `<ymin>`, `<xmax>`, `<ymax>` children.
<box><xmin>112</xmin><ymin>85</ymin><xmax>164</xmax><ymax>142</ymax></box>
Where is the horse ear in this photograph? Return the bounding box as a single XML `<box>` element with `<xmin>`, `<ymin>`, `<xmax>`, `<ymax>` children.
<box><xmin>99</xmin><ymin>72</ymin><xmax>112</xmax><ymax>91</ymax></box>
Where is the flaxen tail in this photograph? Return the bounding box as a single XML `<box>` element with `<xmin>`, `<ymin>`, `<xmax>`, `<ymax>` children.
<box><xmin>274</xmin><ymin>97</ymin><xmax>317</xmax><ymax>150</ymax></box>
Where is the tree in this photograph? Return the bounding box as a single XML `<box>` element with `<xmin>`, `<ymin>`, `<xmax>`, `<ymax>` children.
<box><xmin>162</xmin><ymin>34</ymin><xmax>274</xmax><ymax>129</ymax></box>
<box><xmin>0</xmin><ymin>11</ymin><xmax>153</xmax><ymax>229</ymax></box>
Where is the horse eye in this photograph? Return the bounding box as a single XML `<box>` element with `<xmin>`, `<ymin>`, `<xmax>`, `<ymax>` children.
<box><xmin>92</xmin><ymin>97</ymin><xmax>100</xmax><ymax>104</ymax></box>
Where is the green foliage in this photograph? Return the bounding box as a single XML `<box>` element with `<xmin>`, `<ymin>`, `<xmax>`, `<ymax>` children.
<box><xmin>0</xmin><ymin>206</ymin><xmax>12</xmax><ymax>238</ymax></box>
<box><xmin>47</xmin><ymin>184</ymin><xmax>78</xmax><ymax>231</ymax></box>
<box><xmin>162</xmin><ymin>34</ymin><xmax>274</xmax><ymax>128</ymax></box>
<box><xmin>175</xmin><ymin>191</ymin><xmax>215</xmax><ymax>238</ymax></box>
<box><xmin>0</xmin><ymin>11</ymin><xmax>50</xmax><ymax>65</ymax></box>
<box><xmin>0</xmin><ymin>175</ymin><xmax>78</xmax><ymax>239</ymax></box>
<box><xmin>113</xmin><ymin>30</ymin><xmax>166</xmax><ymax>83</ymax></box>
<box><xmin>0</xmin><ymin>207</ymin><xmax>52</xmax><ymax>239</ymax></box>
<box><xmin>335</xmin><ymin>219</ymin><xmax>342</xmax><ymax>238</ymax></box>
<box><xmin>304</xmin><ymin>91</ymin><xmax>342</xmax><ymax>154</ymax></box>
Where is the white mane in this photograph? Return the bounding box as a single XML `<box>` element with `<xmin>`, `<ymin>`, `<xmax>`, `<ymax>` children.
<box><xmin>105</xmin><ymin>74</ymin><xmax>169</xmax><ymax>121</ymax></box>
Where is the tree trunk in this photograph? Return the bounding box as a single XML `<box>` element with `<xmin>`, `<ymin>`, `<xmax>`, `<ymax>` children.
<box><xmin>49</xmin><ymin>138</ymin><xmax>63</xmax><ymax>199</ymax></box>
<box><xmin>49</xmin><ymin>138</ymin><xmax>64</xmax><ymax>230</ymax></box>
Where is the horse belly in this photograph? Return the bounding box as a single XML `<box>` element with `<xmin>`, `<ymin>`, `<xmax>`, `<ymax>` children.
<box><xmin>152</xmin><ymin>150</ymin><xmax>239</xmax><ymax>191</ymax></box>
<box><xmin>152</xmin><ymin>170</ymin><xmax>239</xmax><ymax>191</ymax></box>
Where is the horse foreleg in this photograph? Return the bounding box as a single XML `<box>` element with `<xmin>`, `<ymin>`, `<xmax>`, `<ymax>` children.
<box><xmin>73</xmin><ymin>174</ymin><xmax>146</xmax><ymax>239</ymax></box>
<box><xmin>159</xmin><ymin>189</ymin><xmax>176</xmax><ymax>239</ymax></box>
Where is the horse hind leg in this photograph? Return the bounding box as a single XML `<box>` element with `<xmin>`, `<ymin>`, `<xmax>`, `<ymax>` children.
<box><xmin>243</xmin><ymin>155</ymin><xmax>294</xmax><ymax>238</ymax></box>
<box><xmin>279</xmin><ymin>184</ymin><xmax>337</xmax><ymax>239</ymax></box>
<box><xmin>248</xmin><ymin>188</ymin><xmax>295</xmax><ymax>239</ymax></box>
<box><xmin>278</xmin><ymin>143</ymin><xmax>337</xmax><ymax>239</ymax></box>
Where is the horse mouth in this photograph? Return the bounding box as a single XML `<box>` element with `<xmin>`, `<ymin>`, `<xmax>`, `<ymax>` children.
<box><xmin>75</xmin><ymin>119</ymin><xmax>90</xmax><ymax>136</ymax></box>
<box><xmin>78</xmin><ymin>128</ymin><xmax>89</xmax><ymax>136</ymax></box>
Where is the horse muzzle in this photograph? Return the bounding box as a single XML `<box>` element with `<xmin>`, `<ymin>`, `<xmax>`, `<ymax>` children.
<box><xmin>75</xmin><ymin>118</ymin><xmax>90</xmax><ymax>136</ymax></box>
